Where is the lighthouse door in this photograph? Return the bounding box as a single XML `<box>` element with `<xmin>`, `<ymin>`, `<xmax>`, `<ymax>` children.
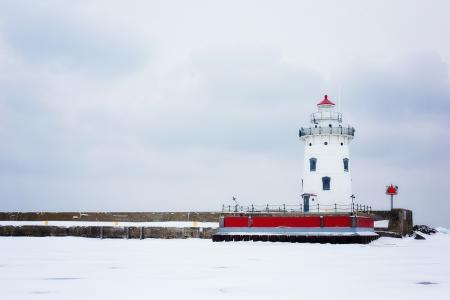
<box><xmin>303</xmin><ymin>195</ymin><xmax>310</xmax><ymax>212</ymax></box>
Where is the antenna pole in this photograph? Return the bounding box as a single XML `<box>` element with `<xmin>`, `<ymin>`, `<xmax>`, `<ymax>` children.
<box><xmin>338</xmin><ymin>85</ymin><xmax>341</xmax><ymax>112</ymax></box>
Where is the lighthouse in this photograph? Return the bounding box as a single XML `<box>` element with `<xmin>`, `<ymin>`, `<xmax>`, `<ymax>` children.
<box><xmin>299</xmin><ymin>95</ymin><xmax>355</xmax><ymax>212</ymax></box>
<box><xmin>214</xmin><ymin>96</ymin><xmax>378</xmax><ymax>243</ymax></box>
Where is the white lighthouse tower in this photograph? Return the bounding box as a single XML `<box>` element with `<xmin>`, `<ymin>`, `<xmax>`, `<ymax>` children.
<box><xmin>299</xmin><ymin>95</ymin><xmax>355</xmax><ymax>212</ymax></box>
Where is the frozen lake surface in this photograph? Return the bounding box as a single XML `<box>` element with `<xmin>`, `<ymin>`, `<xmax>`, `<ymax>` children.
<box><xmin>1</xmin><ymin>231</ymin><xmax>449</xmax><ymax>300</ymax></box>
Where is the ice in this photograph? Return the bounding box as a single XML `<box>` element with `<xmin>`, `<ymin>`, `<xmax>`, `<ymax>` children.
<box><xmin>1</xmin><ymin>231</ymin><xmax>449</xmax><ymax>300</ymax></box>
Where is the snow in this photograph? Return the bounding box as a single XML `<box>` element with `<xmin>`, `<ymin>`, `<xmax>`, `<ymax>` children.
<box><xmin>1</xmin><ymin>232</ymin><xmax>450</xmax><ymax>300</ymax></box>
<box><xmin>436</xmin><ymin>227</ymin><xmax>450</xmax><ymax>234</ymax></box>
<box><xmin>218</xmin><ymin>227</ymin><xmax>377</xmax><ymax>236</ymax></box>
<box><xmin>374</xmin><ymin>219</ymin><xmax>389</xmax><ymax>228</ymax></box>
<box><xmin>0</xmin><ymin>221</ymin><xmax>219</xmax><ymax>228</ymax></box>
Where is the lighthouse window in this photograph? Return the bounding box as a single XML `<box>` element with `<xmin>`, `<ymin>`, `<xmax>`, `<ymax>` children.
<box><xmin>340</xmin><ymin>142</ymin><xmax>344</xmax><ymax>146</ymax></box>
<box><xmin>343</xmin><ymin>158</ymin><xmax>349</xmax><ymax>172</ymax></box>
<box><xmin>322</xmin><ymin>176</ymin><xmax>331</xmax><ymax>190</ymax></box>
<box><xmin>329</xmin><ymin>124</ymin><xmax>332</xmax><ymax>128</ymax></box>
<box><xmin>309</xmin><ymin>158</ymin><xmax>317</xmax><ymax>172</ymax></box>
<box><xmin>324</xmin><ymin>142</ymin><xmax>328</xmax><ymax>145</ymax></box>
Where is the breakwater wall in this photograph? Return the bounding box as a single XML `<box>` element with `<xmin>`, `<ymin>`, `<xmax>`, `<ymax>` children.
<box><xmin>0</xmin><ymin>225</ymin><xmax>217</xmax><ymax>239</ymax></box>
<box><xmin>0</xmin><ymin>209</ymin><xmax>413</xmax><ymax>239</ymax></box>
<box><xmin>372</xmin><ymin>208</ymin><xmax>413</xmax><ymax>236</ymax></box>
<box><xmin>0</xmin><ymin>212</ymin><xmax>222</xmax><ymax>222</ymax></box>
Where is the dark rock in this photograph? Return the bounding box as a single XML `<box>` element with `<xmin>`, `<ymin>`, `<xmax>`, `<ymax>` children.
<box><xmin>414</xmin><ymin>233</ymin><xmax>426</xmax><ymax>240</ymax></box>
<box><xmin>413</xmin><ymin>225</ymin><xmax>436</xmax><ymax>235</ymax></box>
<box><xmin>374</xmin><ymin>231</ymin><xmax>402</xmax><ymax>238</ymax></box>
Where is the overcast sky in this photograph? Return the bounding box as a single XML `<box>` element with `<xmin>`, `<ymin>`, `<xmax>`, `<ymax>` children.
<box><xmin>0</xmin><ymin>0</ymin><xmax>449</xmax><ymax>227</ymax></box>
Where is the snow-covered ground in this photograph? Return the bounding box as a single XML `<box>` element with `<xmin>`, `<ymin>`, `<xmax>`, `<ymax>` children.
<box><xmin>0</xmin><ymin>230</ymin><xmax>449</xmax><ymax>300</ymax></box>
<box><xmin>0</xmin><ymin>221</ymin><xmax>219</xmax><ymax>228</ymax></box>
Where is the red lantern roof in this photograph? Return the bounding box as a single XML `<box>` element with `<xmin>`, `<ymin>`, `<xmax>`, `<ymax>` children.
<box><xmin>318</xmin><ymin>95</ymin><xmax>335</xmax><ymax>106</ymax></box>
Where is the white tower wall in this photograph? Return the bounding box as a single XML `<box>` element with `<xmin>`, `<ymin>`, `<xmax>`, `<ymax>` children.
<box><xmin>299</xmin><ymin>95</ymin><xmax>354</xmax><ymax>212</ymax></box>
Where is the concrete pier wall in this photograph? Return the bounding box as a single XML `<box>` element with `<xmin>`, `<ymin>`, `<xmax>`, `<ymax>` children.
<box><xmin>0</xmin><ymin>209</ymin><xmax>413</xmax><ymax>239</ymax></box>
<box><xmin>372</xmin><ymin>209</ymin><xmax>413</xmax><ymax>236</ymax></box>
<box><xmin>0</xmin><ymin>212</ymin><xmax>222</xmax><ymax>222</ymax></box>
<box><xmin>0</xmin><ymin>225</ymin><xmax>217</xmax><ymax>239</ymax></box>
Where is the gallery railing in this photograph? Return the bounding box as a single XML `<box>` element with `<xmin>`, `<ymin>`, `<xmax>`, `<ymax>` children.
<box><xmin>299</xmin><ymin>126</ymin><xmax>355</xmax><ymax>138</ymax></box>
<box><xmin>311</xmin><ymin>111</ymin><xmax>343</xmax><ymax>123</ymax></box>
<box><xmin>221</xmin><ymin>203</ymin><xmax>371</xmax><ymax>214</ymax></box>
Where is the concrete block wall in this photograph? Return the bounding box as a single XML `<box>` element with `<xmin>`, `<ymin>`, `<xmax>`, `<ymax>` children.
<box><xmin>0</xmin><ymin>226</ymin><xmax>217</xmax><ymax>239</ymax></box>
<box><xmin>372</xmin><ymin>209</ymin><xmax>413</xmax><ymax>236</ymax></box>
<box><xmin>0</xmin><ymin>212</ymin><xmax>222</xmax><ymax>222</ymax></box>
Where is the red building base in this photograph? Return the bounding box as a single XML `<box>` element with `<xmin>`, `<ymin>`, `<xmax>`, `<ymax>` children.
<box><xmin>212</xmin><ymin>214</ymin><xmax>379</xmax><ymax>244</ymax></box>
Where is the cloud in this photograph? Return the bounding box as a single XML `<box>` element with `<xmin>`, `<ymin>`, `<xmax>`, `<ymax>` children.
<box><xmin>0</xmin><ymin>40</ymin><xmax>320</xmax><ymax>212</ymax></box>
<box><xmin>333</xmin><ymin>53</ymin><xmax>450</xmax><ymax>169</ymax></box>
<box><xmin>190</xmin><ymin>44</ymin><xmax>323</xmax><ymax>103</ymax></box>
<box><xmin>148</xmin><ymin>43</ymin><xmax>325</xmax><ymax>152</ymax></box>
<box><xmin>339</xmin><ymin>52</ymin><xmax>450</xmax><ymax>116</ymax></box>
<box><xmin>0</xmin><ymin>1</ymin><xmax>149</xmax><ymax>76</ymax></box>
<box><xmin>0</xmin><ymin>1</ymin><xmax>449</xmax><ymax>227</ymax></box>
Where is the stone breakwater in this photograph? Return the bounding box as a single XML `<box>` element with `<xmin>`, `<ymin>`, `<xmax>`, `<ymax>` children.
<box><xmin>0</xmin><ymin>225</ymin><xmax>217</xmax><ymax>239</ymax></box>
<box><xmin>0</xmin><ymin>212</ymin><xmax>221</xmax><ymax>239</ymax></box>
<box><xmin>0</xmin><ymin>209</ymin><xmax>413</xmax><ymax>239</ymax></box>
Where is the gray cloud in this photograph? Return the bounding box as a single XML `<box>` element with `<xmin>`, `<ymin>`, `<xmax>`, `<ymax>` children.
<box><xmin>191</xmin><ymin>44</ymin><xmax>323</xmax><ymax>103</ymax></box>
<box><xmin>143</xmin><ymin>44</ymin><xmax>324</xmax><ymax>153</ymax></box>
<box><xmin>0</xmin><ymin>2</ymin><xmax>149</xmax><ymax>76</ymax></box>
<box><xmin>0</xmin><ymin>1</ymin><xmax>449</xmax><ymax>227</ymax></box>
<box><xmin>336</xmin><ymin>53</ymin><xmax>450</xmax><ymax>168</ymax></box>
<box><xmin>341</xmin><ymin>52</ymin><xmax>450</xmax><ymax>116</ymax></box>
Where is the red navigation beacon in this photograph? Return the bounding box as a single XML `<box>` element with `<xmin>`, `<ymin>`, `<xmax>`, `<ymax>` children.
<box><xmin>386</xmin><ymin>184</ymin><xmax>398</xmax><ymax>210</ymax></box>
